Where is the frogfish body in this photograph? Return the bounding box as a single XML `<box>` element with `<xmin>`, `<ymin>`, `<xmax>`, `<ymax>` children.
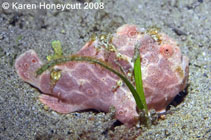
<box><xmin>15</xmin><ymin>24</ymin><xmax>189</xmax><ymax>126</ymax></box>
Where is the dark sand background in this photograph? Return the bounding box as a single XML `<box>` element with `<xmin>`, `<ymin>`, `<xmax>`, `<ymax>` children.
<box><xmin>0</xmin><ymin>0</ymin><xmax>210</xmax><ymax>139</ymax></box>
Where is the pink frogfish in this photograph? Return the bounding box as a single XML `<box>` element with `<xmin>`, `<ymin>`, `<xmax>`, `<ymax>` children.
<box><xmin>15</xmin><ymin>24</ymin><xmax>189</xmax><ymax>127</ymax></box>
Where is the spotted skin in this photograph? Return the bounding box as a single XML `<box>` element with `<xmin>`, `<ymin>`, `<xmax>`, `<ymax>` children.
<box><xmin>15</xmin><ymin>24</ymin><xmax>189</xmax><ymax>126</ymax></box>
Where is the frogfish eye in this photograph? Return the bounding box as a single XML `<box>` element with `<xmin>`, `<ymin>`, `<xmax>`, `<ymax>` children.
<box><xmin>160</xmin><ymin>45</ymin><xmax>174</xmax><ymax>57</ymax></box>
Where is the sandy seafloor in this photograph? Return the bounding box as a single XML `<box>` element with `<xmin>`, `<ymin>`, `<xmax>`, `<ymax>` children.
<box><xmin>0</xmin><ymin>0</ymin><xmax>210</xmax><ymax>139</ymax></box>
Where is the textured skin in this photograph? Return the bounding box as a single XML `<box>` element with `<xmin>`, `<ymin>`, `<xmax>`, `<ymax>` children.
<box><xmin>15</xmin><ymin>24</ymin><xmax>189</xmax><ymax>126</ymax></box>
